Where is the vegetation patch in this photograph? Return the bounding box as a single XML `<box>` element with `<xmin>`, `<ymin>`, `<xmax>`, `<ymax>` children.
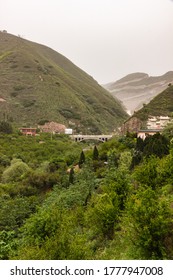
<box><xmin>0</xmin><ymin>32</ymin><xmax>127</xmax><ymax>132</ymax></box>
<box><xmin>0</xmin><ymin>129</ymin><xmax>172</xmax><ymax>260</ymax></box>
<box><xmin>21</xmin><ymin>99</ymin><xmax>36</xmax><ymax>108</ymax></box>
<box><xmin>13</xmin><ymin>85</ymin><xmax>25</xmax><ymax>91</ymax></box>
<box><xmin>0</xmin><ymin>51</ymin><xmax>12</xmax><ymax>61</ymax></box>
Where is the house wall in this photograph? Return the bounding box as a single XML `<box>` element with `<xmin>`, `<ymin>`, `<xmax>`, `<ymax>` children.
<box><xmin>121</xmin><ymin>116</ymin><xmax>142</xmax><ymax>135</ymax></box>
<box><xmin>137</xmin><ymin>130</ymin><xmax>162</xmax><ymax>140</ymax></box>
<box><xmin>147</xmin><ymin>116</ymin><xmax>171</xmax><ymax>129</ymax></box>
<box><xmin>20</xmin><ymin>128</ymin><xmax>36</xmax><ymax>136</ymax></box>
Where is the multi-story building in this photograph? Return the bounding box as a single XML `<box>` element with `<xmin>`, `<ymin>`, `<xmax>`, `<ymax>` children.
<box><xmin>20</xmin><ymin>128</ymin><xmax>37</xmax><ymax>136</ymax></box>
<box><xmin>147</xmin><ymin>116</ymin><xmax>171</xmax><ymax>129</ymax></box>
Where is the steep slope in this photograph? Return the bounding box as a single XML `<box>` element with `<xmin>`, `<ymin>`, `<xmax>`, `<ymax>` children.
<box><xmin>0</xmin><ymin>32</ymin><xmax>127</xmax><ymax>133</ymax></box>
<box><xmin>133</xmin><ymin>84</ymin><xmax>173</xmax><ymax>121</ymax></box>
<box><xmin>104</xmin><ymin>72</ymin><xmax>173</xmax><ymax>115</ymax></box>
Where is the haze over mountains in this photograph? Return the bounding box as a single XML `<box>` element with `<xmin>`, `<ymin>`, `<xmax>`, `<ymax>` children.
<box><xmin>0</xmin><ymin>32</ymin><xmax>127</xmax><ymax>134</ymax></box>
<box><xmin>133</xmin><ymin>83</ymin><xmax>173</xmax><ymax>121</ymax></box>
<box><xmin>104</xmin><ymin>71</ymin><xmax>173</xmax><ymax>115</ymax></box>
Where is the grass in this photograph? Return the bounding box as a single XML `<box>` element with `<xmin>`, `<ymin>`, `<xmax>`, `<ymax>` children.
<box><xmin>0</xmin><ymin>32</ymin><xmax>128</xmax><ymax>133</ymax></box>
<box><xmin>0</xmin><ymin>51</ymin><xmax>13</xmax><ymax>61</ymax></box>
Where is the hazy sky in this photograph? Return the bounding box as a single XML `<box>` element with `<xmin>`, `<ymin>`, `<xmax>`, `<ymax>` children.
<box><xmin>1</xmin><ymin>0</ymin><xmax>173</xmax><ymax>84</ymax></box>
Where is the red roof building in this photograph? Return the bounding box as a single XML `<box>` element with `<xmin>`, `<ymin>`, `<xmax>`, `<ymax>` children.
<box><xmin>20</xmin><ymin>128</ymin><xmax>37</xmax><ymax>136</ymax></box>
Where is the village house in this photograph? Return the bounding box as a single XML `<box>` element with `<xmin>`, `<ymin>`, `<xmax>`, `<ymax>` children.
<box><xmin>121</xmin><ymin>114</ymin><xmax>172</xmax><ymax>139</ymax></box>
<box><xmin>121</xmin><ymin>116</ymin><xmax>142</xmax><ymax>135</ymax></box>
<box><xmin>147</xmin><ymin>116</ymin><xmax>171</xmax><ymax>129</ymax></box>
<box><xmin>137</xmin><ymin>129</ymin><xmax>162</xmax><ymax>140</ymax></box>
<box><xmin>20</xmin><ymin>128</ymin><xmax>37</xmax><ymax>136</ymax></box>
<box><xmin>136</xmin><ymin>115</ymin><xmax>172</xmax><ymax>139</ymax></box>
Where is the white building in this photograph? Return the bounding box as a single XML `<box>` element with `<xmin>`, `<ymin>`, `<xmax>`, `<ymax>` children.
<box><xmin>137</xmin><ymin>129</ymin><xmax>162</xmax><ymax>140</ymax></box>
<box><xmin>65</xmin><ymin>128</ymin><xmax>73</xmax><ymax>135</ymax></box>
<box><xmin>147</xmin><ymin>116</ymin><xmax>171</xmax><ymax>129</ymax></box>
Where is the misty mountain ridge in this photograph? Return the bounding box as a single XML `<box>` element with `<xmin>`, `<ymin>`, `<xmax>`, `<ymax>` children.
<box><xmin>0</xmin><ymin>32</ymin><xmax>127</xmax><ymax>134</ymax></box>
<box><xmin>104</xmin><ymin>71</ymin><xmax>173</xmax><ymax>115</ymax></box>
<box><xmin>133</xmin><ymin>83</ymin><xmax>173</xmax><ymax>121</ymax></box>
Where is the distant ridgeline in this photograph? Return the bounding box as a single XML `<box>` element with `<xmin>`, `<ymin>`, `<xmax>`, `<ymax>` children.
<box><xmin>121</xmin><ymin>84</ymin><xmax>173</xmax><ymax>134</ymax></box>
<box><xmin>133</xmin><ymin>84</ymin><xmax>173</xmax><ymax>120</ymax></box>
<box><xmin>104</xmin><ymin>72</ymin><xmax>173</xmax><ymax>115</ymax></box>
<box><xmin>0</xmin><ymin>32</ymin><xmax>127</xmax><ymax>134</ymax></box>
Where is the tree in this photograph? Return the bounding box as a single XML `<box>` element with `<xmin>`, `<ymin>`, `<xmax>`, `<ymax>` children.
<box><xmin>131</xmin><ymin>150</ymin><xmax>143</xmax><ymax>169</ymax></box>
<box><xmin>0</xmin><ymin>154</ymin><xmax>10</xmax><ymax>167</ymax></box>
<box><xmin>103</xmin><ymin>167</ymin><xmax>131</xmax><ymax>211</ymax></box>
<box><xmin>86</xmin><ymin>192</ymin><xmax>119</xmax><ymax>239</ymax></box>
<box><xmin>133</xmin><ymin>156</ymin><xmax>159</xmax><ymax>190</ymax></box>
<box><xmin>0</xmin><ymin>230</ymin><xmax>16</xmax><ymax>259</ymax></box>
<box><xmin>69</xmin><ymin>167</ymin><xmax>74</xmax><ymax>184</ymax></box>
<box><xmin>2</xmin><ymin>159</ymin><xmax>30</xmax><ymax>183</ymax></box>
<box><xmin>78</xmin><ymin>150</ymin><xmax>85</xmax><ymax>168</ymax></box>
<box><xmin>136</xmin><ymin>136</ymin><xmax>144</xmax><ymax>152</ymax></box>
<box><xmin>93</xmin><ymin>145</ymin><xmax>99</xmax><ymax>161</ymax></box>
<box><xmin>125</xmin><ymin>186</ymin><xmax>173</xmax><ymax>259</ymax></box>
<box><xmin>163</xmin><ymin>122</ymin><xmax>173</xmax><ymax>139</ymax></box>
<box><xmin>118</xmin><ymin>151</ymin><xmax>132</xmax><ymax>171</ymax></box>
<box><xmin>107</xmin><ymin>148</ymin><xmax>119</xmax><ymax>168</ymax></box>
<box><xmin>143</xmin><ymin>133</ymin><xmax>169</xmax><ymax>158</ymax></box>
<box><xmin>0</xmin><ymin>121</ymin><xmax>13</xmax><ymax>134</ymax></box>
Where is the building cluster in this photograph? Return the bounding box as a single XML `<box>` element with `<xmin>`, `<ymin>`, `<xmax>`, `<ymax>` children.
<box><xmin>147</xmin><ymin>116</ymin><xmax>171</xmax><ymax>130</ymax></box>
<box><xmin>121</xmin><ymin>115</ymin><xmax>172</xmax><ymax>140</ymax></box>
<box><xmin>20</xmin><ymin>121</ymin><xmax>73</xmax><ymax>136</ymax></box>
<box><xmin>19</xmin><ymin>116</ymin><xmax>172</xmax><ymax>139</ymax></box>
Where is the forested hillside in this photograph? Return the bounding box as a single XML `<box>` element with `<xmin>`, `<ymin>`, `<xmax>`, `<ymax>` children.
<box><xmin>0</xmin><ymin>32</ymin><xmax>127</xmax><ymax>133</ymax></box>
<box><xmin>133</xmin><ymin>84</ymin><xmax>173</xmax><ymax>121</ymax></box>
<box><xmin>0</xmin><ymin>127</ymin><xmax>173</xmax><ymax>260</ymax></box>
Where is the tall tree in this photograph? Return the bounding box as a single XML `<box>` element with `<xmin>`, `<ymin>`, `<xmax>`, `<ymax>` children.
<box><xmin>79</xmin><ymin>150</ymin><xmax>85</xmax><ymax>168</ymax></box>
<box><xmin>69</xmin><ymin>167</ymin><xmax>74</xmax><ymax>185</ymax></box>
<box><xmin>93</xmin><ymin>145</ymin><xmax>99</xmax><ymax>161</ymax></box>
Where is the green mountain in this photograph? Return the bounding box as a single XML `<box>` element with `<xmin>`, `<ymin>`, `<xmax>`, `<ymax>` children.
<box><xmin>133</xmin><ymin>84</ymin><xmax>173</xmax><ymax>121</ymax></box>
<box><xmin>104</xmin><ymin>72</ymin><xmax>173</xmax><ymax>115</ymax></box>
<box><xmin>0</xmin><ymin>32</ymin><xmax>127</xmax><ymax>133</ymax></box>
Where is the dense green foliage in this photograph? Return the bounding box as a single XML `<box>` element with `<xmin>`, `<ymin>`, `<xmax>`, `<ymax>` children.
<box><xmin>0</xmin><ymin>131</ymin><xmax>173</xmax><ymax>260</ymax></box>
<box><xmin>0</xmin><ymin>32</ymin><xmax>127</xmax><ymax>133</ymax></box>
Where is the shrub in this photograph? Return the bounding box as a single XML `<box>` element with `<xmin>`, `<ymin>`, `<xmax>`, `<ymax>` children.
<box><xmin>0</xmin><ymin>154</ymin><xmax>10</xmax><ymax>167</ymax></box>
<box><xmin>13</xmin><ymin>85</ymin><xmax>25</xmax><ymax>91</ymax></box>
<box><xmin>2</xmin><ymin>159</ymin><xmax>30</xmax><ymax>183</ymax></box>
<box><xmin>0</xmin><ymin>122</ymin><xmax>13</xmax><ymax>134</ymax></box>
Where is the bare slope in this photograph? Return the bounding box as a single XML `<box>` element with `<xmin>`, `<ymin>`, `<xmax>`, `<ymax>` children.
<box><xmin>104</xmin><ymin>72</ymin><xmax>173</xmax><ymax>115</ymax></box>
<box><xmin>0</xmin><ymin>32</ymin><xmax>127</xmax><ymax>133</ymax></box>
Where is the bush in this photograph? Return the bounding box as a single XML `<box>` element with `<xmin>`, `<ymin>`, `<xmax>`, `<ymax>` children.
<box><xmin>0</xmin><ymin>122</ymin><xmax>13</xmax><ymax>134</ymax></box>
<box><xmin>0</xmin><ymin>154</ymin><xmax>10</xmax><ymax>167</ymax></box>
<box><xmin>125</xmin><ymin>187</ymin><xmax>173</xmax><ymax>259</ymax></box>
<box><xmin>13</xmin><ymin>85</ymin><xmax>25</xmax><ymax>91</ymax></box>
<box><xmin>26</xmin><ymin>170</ymin><xmax>60</xmax><ymax>190</ymax></box>
<box><xmin>2</xmin><ymin>159</ymin><xmax>30</xmax><ymax>183</ymax></box>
